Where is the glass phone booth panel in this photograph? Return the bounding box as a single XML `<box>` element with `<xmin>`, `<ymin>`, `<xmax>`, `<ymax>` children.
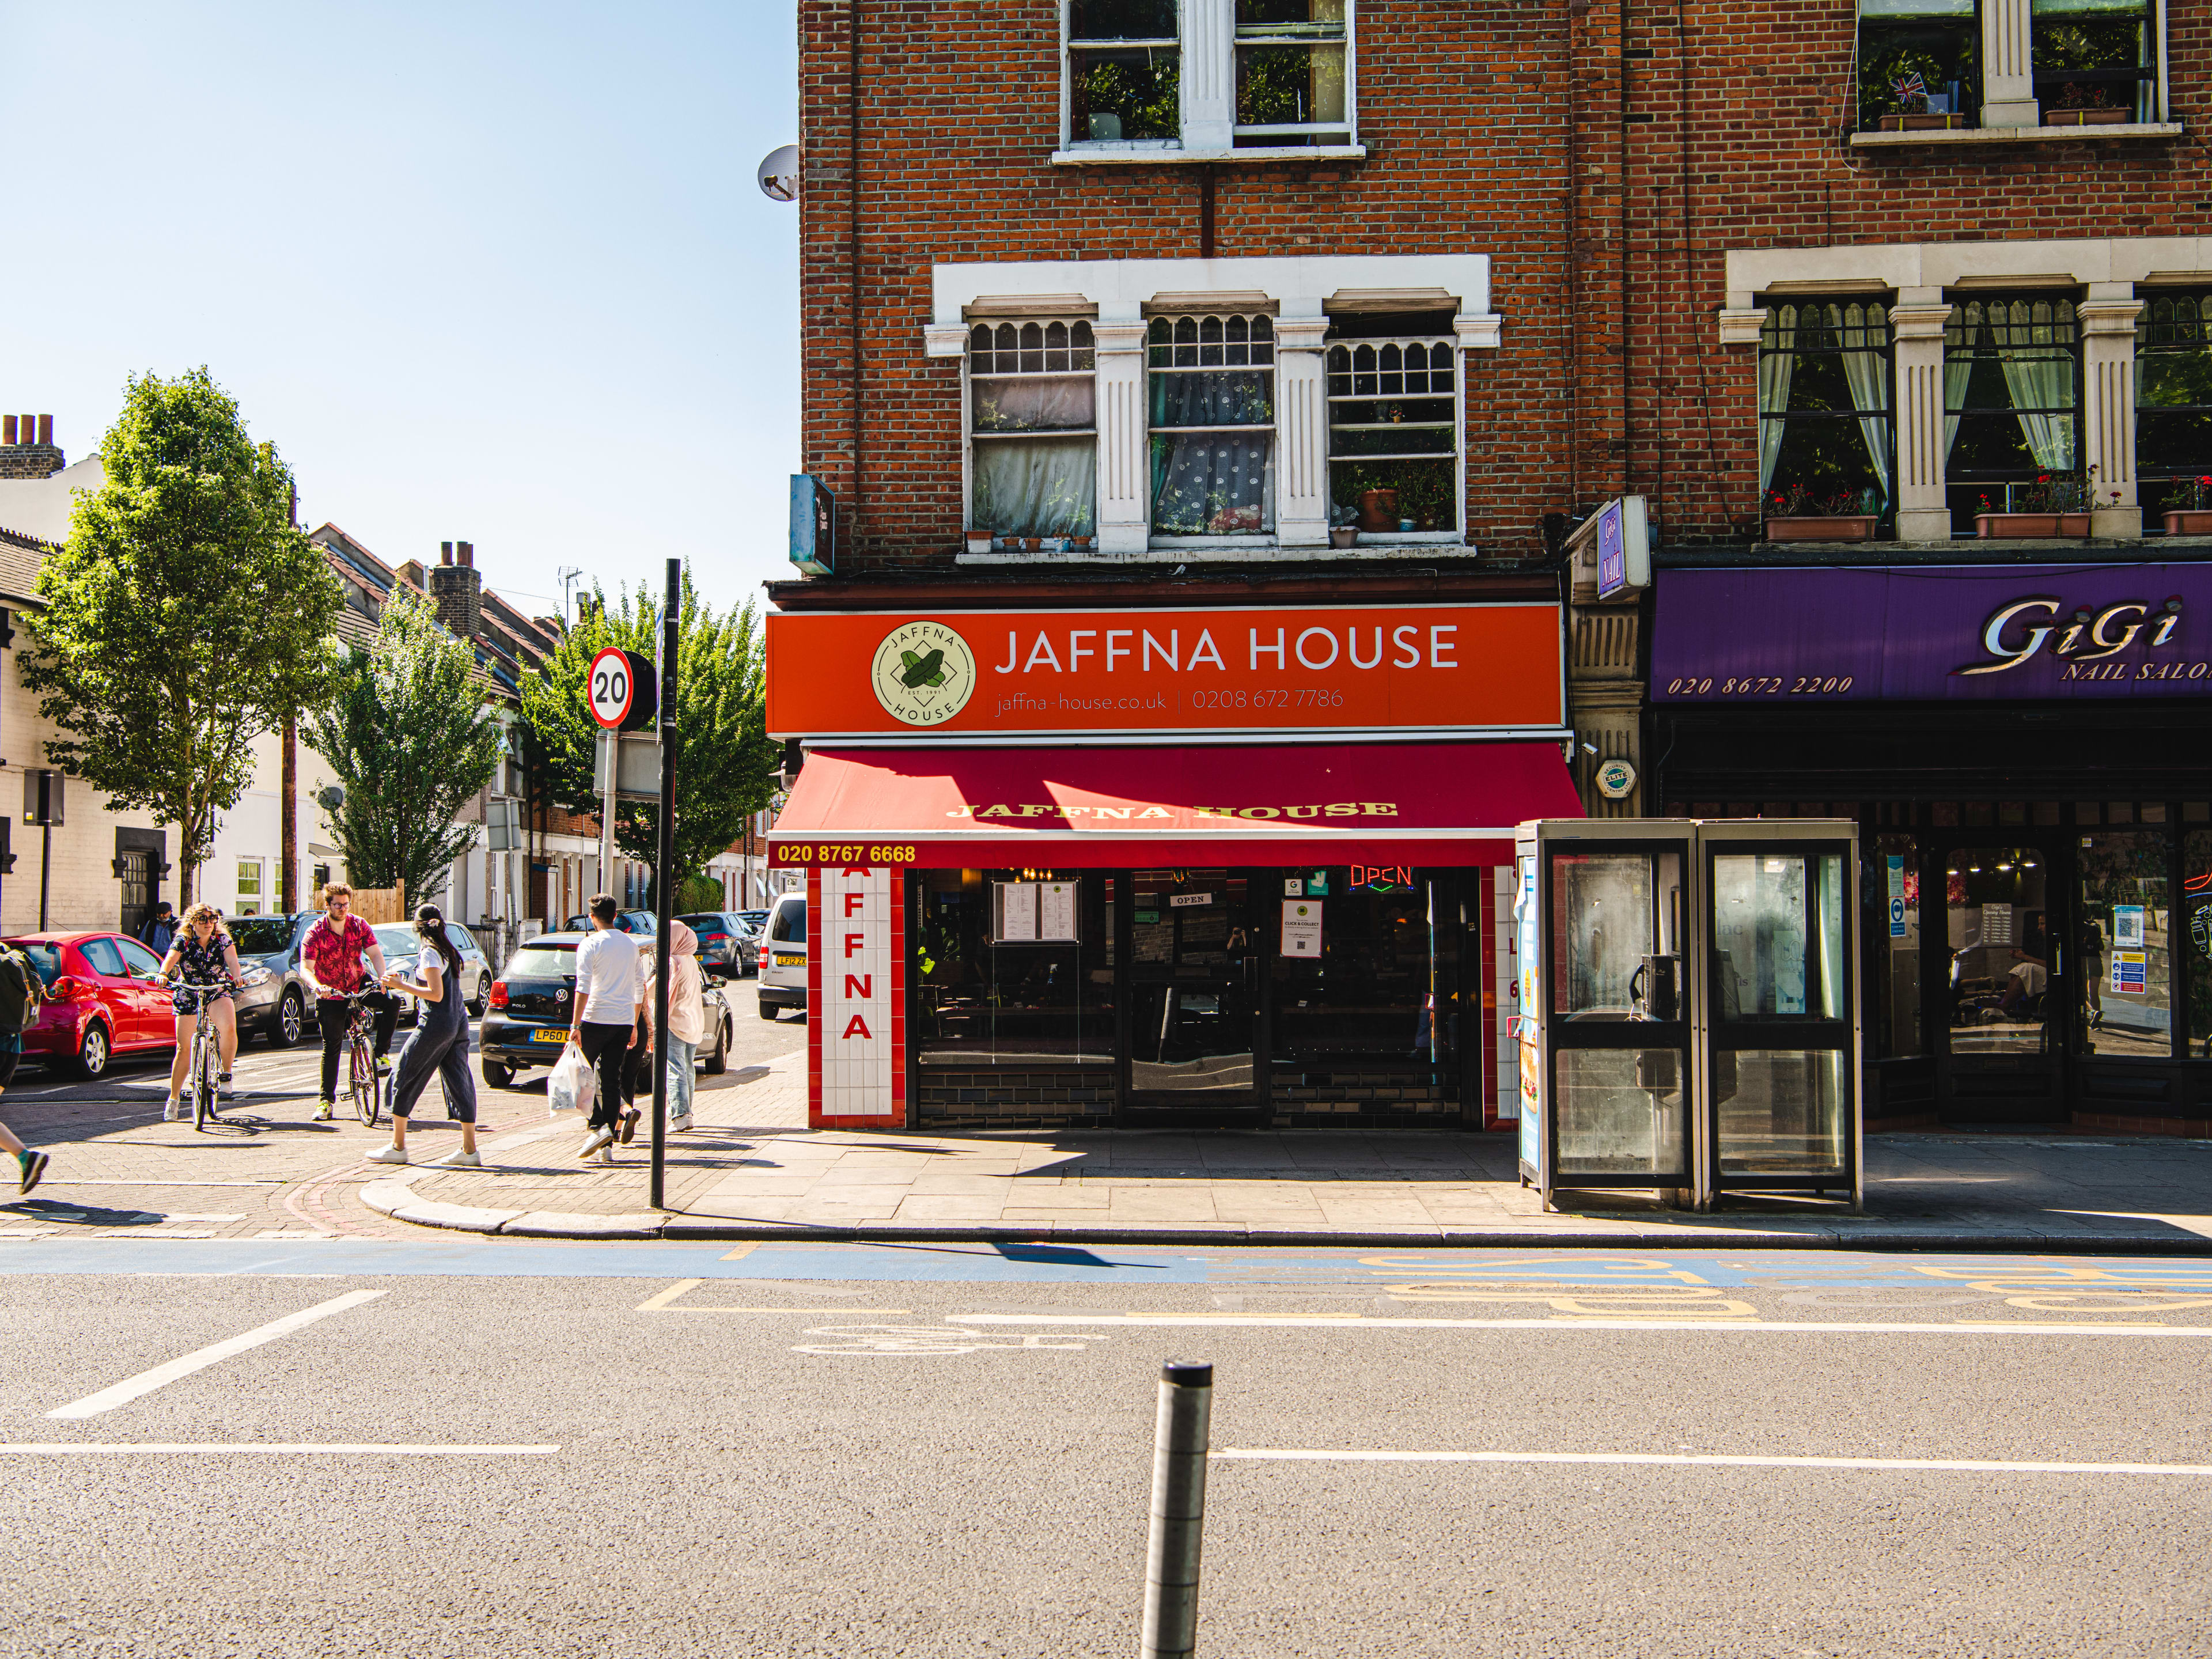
<box><xmin>1702</xmin><ymin>825</ymin><xmax>1861</xmax><ymax>1200</ymax></box>
<box><xmin>1518</xmin><ymin>824</ymin><xmax>1695</xmax><ymax>1209</ymax></box>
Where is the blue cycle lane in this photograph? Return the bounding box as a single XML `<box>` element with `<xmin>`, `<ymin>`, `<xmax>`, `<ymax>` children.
<box><xmin>2</xmin><ymin>1234</ymin><xmax>2211</xmax><ymax>1292</ymax></box>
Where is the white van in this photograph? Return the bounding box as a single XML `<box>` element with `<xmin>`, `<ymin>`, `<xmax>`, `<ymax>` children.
<box><xmin>757</xmin><ymin>891</ymin><xmax>808</xmax><ymax>1020</ymax></box>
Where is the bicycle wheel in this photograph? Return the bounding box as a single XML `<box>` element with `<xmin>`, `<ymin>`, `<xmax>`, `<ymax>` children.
<box><xmin>191</xmin><ymin>1032</ymin><xmax>213</xmax><ymax>1131</ymax></box>
<box><xmin>350</xmin><ymin>1036</ymin><xmax>380</xmax><ymax>1127</ymax></box>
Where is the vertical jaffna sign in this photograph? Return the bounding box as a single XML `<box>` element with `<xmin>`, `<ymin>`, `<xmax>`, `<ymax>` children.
<box><xmin>808</xmin><ymin>867</ymin><xmax>905</xmax><ymax>1127</ymax></box>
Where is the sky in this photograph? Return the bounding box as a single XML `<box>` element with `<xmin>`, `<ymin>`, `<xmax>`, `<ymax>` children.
<box><xmin>0</xmin><ymin>1</ymin><xmax>800</xmax><ymax>621</ymax></box>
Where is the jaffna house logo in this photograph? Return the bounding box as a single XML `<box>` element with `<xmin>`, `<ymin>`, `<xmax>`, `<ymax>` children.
<box><xmin>871</xmin><ymin>620</ymin><xmax>976</xmax><ymax>726</ymax></box>
<box><xmin>1956</xmin><ymin>594</ymin><xmax>2184</xmax><ymax>676</ymax></box>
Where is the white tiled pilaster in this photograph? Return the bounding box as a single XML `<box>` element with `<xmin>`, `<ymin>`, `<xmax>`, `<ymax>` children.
<box><xmin>2082</xmin><ymin>293</ymin><xmax>2147</xmax><ymax>539</ymax></box>
<box><xmin>1273</xmin><ymin>316</ymin><xmax>1331</xmax><ymax>548</ymax></box>
<box><xmin>1093</xmin><ymin>318</ymin><xmax>1151</xmax><ymax>556</ymax></box>
<box><xmin>1891</xmin><ymin>298</ymin><xmax>1954</xmax><ymax>546</ymax></box>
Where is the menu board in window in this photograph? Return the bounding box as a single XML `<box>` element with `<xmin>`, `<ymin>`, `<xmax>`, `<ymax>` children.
<box><xmin>994</xmin><ymin>880</ymin><xmax>1081</xmax><ymax>943</ymax></box>
<box><xmin>994</xmin><ymin>881</ymin><xmax>1039</xmax><ymax>942</ymax></box>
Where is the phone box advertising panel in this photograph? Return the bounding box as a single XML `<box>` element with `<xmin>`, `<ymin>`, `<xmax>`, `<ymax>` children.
<box><xmin>1653</xmin><ymin>565</ymin><xmax>2212</xmax><ymax>703</ymax></box>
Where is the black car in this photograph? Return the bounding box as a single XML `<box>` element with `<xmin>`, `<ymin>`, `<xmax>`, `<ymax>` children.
<box><xmin>677</xmin><ymin>911</ymin><xmax>756</xmax><ymax>979</ymax></box>
<box><xmin>479</xmin><ymin>930</ymin><xmax>732</xmax><ymax>1088</ymax></box>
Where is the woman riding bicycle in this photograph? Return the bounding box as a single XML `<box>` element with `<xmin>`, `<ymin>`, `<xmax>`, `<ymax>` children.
<box><xmin>157</xmin><ymin>902</ymin><xmax>244</xmax><ymax>1121</ymax></box>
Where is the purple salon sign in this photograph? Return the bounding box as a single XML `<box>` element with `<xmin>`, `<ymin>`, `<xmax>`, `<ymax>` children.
<box><xmin>1653</xmin><ymin>565</ymin><xmax>2212</xmax><ymax>702</ymax></box>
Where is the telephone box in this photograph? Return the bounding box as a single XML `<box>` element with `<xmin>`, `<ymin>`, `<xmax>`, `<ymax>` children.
<box><xmin>1514</xmin><ymin>819</ymin><xmax>1862</xmax><ymax>1211</ymax></box>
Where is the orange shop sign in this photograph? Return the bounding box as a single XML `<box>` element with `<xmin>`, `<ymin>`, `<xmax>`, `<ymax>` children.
<box><xmin>766</xmin><ymin>602</ymin><xmax>1565</xmax><ymax>740</ymax></box>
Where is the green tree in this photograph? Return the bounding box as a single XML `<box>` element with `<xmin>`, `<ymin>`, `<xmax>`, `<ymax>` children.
<box><xmin>517</xmin><ymin>575</ymin><xmax>779</xmax><ymax>895</ymax></box>
<box><xmin>20</xmin><ymin>369</ymin><xmax>344</xmax><ymax>905</ymax></box>
<box><xmin>303</xmin><ymin>590</ymin><xmax>505</xmax><ymax>904</ymax></box>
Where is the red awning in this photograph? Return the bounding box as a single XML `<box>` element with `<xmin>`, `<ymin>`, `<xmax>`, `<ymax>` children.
<box><xmin>767</xmin><ymin>742</ymin><xmax>1583</xmax><ymax>869</ymax></box>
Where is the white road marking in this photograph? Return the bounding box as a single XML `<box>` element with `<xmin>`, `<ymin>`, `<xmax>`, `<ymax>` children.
<box><xmin>32</xmin><ymin>1180</ymin><xmax>282</xmax><ymax>1188</ymax></box>
<box><xmin>947</xmin><ymin>1313</ymin><xmax>2208</xmax><ymax>1337</ymax></box>
<box><xmin>1219</xmin><ymin>1449</ymin><xmax>2212</xmax><ymax>1477</ymax></box>
<box><xmin>48</xmin><ymin>1289</ymin><xmax>387</xmax><ymax>1419</ymax></box>
<box><xmin>0</xmin><ymin>1442</ymin><xmax>555</xmax><ymax>1456</ymax></box>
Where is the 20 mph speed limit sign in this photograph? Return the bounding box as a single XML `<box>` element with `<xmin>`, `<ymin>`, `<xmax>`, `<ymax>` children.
<box><xmin>588</xmin><ymin>647</ymin><xmax>658</xmax><ymax>731</ymax></box>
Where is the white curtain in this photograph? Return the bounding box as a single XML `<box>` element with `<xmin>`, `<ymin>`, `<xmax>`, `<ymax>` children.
<box><xmin>1839</xmin><ymin>309</ymin><xmax>1893</xmax><ymax>505</ymax></box>
<box><xmin>1999</xmin><ymin>350</ymin><xmax>2077</xmax><ymax>471</ymax></box>
<box><xmin>1758</xmin><ymin>307</ymin><xmax>1797</xmax><ymax>495</ymax></box>
<box><xmin>972</xmin><ymin>437</ymin><xmax>1097</xmax><ymax>537</ymax></box>
<box><xmin>1944</xmin><ymin>356</ymin><xmax>1974</xmax><ymax>459</ymax></box>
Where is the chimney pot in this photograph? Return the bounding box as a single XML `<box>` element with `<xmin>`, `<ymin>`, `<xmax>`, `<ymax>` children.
<box><xmin>441</xmin><ymin>540</ymin><xmax>453</xmax><ymax>566</ymax></box>
<box><xmin>2</xmin><ymin>417</ymin><xmax>14</xmax><ymax>446</ymax></box>
<box><xmin>36</xmin><ymin>415</ymin><xmax>51</xmax><ymax>446</ymax></box>
<box><xmin>459</xmin><ymin>541</ymin><xmax>474</xmax><ymax>568</ymax></box>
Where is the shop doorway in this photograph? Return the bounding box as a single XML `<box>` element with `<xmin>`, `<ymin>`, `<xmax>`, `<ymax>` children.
<box><xmin>1932</xmin><ymin>835</ymin><xmax>2067</xmax><ymax>1123</ymax></box>
<box><xmin>1124</xmin><ymin>870</ymin><xmax>1264</xmax><ymax>1112</ymax></box>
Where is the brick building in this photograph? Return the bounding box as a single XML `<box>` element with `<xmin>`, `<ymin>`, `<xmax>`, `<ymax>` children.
<box><xmin>767</xmin><ymin>0</ymin><xmax>2212</xmax><ymax>1143</ymax></box>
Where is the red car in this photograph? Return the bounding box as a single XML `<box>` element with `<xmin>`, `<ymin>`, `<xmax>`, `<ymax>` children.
<box><xmin>7</xmin><ymin>931</ymin><xmax>184</xmax><ymax>1080</ymax></box>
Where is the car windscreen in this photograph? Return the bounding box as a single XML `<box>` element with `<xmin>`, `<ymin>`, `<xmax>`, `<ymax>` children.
<box><xmin>373</xmin><ymin>925</ymin><xmax>422</xmax><ymax>959</ymax></box>
<box><xmin>770</xmin><ymin>902</ymin><xmax>806</xmax><ymax>944</ymax></box>
<box><xmin>506</xmin><ymin>944</ymin><xmax>577</xmax><ymax>980</ymax></box>
<box><xmin>677</xmin><ymin>914</ymin><xmax>729</xmax><ymax>935</ymax></box>
<box><xmin>230</xmin><ymin>917</ymin><xmax>294</xmax><ymax>956</ymax></box>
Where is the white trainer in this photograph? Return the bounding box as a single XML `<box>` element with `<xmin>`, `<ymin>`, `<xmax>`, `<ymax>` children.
<box><xmin>163</xmin><ymin>1098</ymin><xmax>180</xmax><ymax>1122</ymax></box>
<box><xmin>313</xmin><ymin>1101</ymin><xmax>334</xmax><ymax>1122</ymax></box>
<box><xmin>669</xmin><ymin>1113</ymin><xmax>694</xmax><ymax>1132</ymax></box>
<box><xmin>431</xmin><ymin>1149</ymin><xmax>482</xmax><ymax>1169</ymax></box>
<box><xmin>365</xmin><ymin>1145</ymin><xmax>408</xmax><ymax>1165</ymax></box>
<box><xmin>596</xmin><ymin>1145</ymin><xmax>615</xmax><ymax>1165</ymax></box>
<box><xmin>577</xmin><ymin>1125</ymin><xmax>614</xmax><ymax>1160</ymax></box>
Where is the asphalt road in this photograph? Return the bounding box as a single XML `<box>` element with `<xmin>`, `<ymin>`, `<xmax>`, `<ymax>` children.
<box><xmin>1</xmin><ymin>1243</ymin><xmax>2207</xmax><ymax>1657</ymax></box>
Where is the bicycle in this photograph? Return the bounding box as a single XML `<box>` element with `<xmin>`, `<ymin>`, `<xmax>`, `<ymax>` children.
<box><xmin>169</xmin><ymin>982</ymin><xmax>230</xmax><ymax>1132</ymax></box>
<box><xmin>339</xmin><ymin>991</ymin><xmax>384</xmax><ymax>1127</ymax></box>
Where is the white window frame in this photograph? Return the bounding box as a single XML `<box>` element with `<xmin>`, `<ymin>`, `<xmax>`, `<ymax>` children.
<box><xmin>960</xmin><ymin>316</ymin><xmax>1103</xmax><ymax>553</ymax></box>
<box><xmin>1324</xmin><ymin>329</ymin><xmax>1466</xmax><ymax>546</ymax></box>
<box><xmin>236</xmin><ymin>857</ymin><xmax>264</xmax><ymax>916</ymax></box>
<box><xmin>1056</xmin><ymin>0</ymin><xmax>1364</xmax><ymax>165</ymax></box>
<box><xmin>1145</xmin><ymin>310</ymin><xmax>1279</xmax><ymax>547</ymax></box>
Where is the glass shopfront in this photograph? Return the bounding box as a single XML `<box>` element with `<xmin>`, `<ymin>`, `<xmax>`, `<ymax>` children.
<box><xmin>907</xmin><ymin>865</ymin><xmax>1476</xmax><ymax>1122</ymax></box>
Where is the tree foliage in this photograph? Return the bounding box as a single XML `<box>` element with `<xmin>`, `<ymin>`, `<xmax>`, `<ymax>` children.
<box><xmin>19</xmin><ymin>369</ymin><xmax>343</xmax><ymax>904</ymax></box>
<box><xmin>517</xmin><ymin>575</ymin><xmax>779</xmax><ymax>892</ymax></box>
<box><xmin>303</xmin><ymin>590</ymin><xmax>504</xmax><ymax>904</ymax></box>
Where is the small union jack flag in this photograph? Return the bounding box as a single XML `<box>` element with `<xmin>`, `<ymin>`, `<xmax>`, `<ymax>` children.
<box><xmin>1891</xmin><ymin>71</ymin><xmax>1927</xmax><ymax>101</ymax></box>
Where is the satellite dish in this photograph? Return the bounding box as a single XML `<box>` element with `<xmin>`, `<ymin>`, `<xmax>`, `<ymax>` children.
<box><xmin>316</xmin><ymin>784</ymin><xmax>345</xmax><ymax>812</ymax></box>
<box><xmin>757</xmin><ymin>144</ymin><xmax>800</xmax><ymax>203</ymax></box>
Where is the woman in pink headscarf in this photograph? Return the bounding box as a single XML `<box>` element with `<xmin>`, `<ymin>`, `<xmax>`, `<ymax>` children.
<box><xmin>637</xmin><ymin>918</ymin><xmax>707</xmax><ymax>1133</ymax></box>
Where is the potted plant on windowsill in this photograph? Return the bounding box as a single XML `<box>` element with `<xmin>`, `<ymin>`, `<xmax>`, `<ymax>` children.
<box><xmin>965</xmin><ymin>529</ymin><xmax>995</xmax><ymax>555</ymax></box>
<box><xmin>1763</xmin><ymin>484</ymin><xmax>1881</xmax><ymax>541</ymax></box>
<box><xmin>2043</xmin><ymin>83</ymin><xmax>2130</xmax><ymax>126</ymax></box>
<box><xmin>1975</xmin><ymin>469</ymin><xmax>2106</xmax><ymax>538</ymax></box>
<box><xmin>2164</xmin><ymin>475</ymin><xmax>2212</xmax><ymax>535</ymax></box>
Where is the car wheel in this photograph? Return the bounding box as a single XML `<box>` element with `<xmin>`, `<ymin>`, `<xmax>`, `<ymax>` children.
<box><xmin>270</xmin><ymin>988</ymin><xmax>306</xmax><ymax>1048</ymax></box>
<box><xmin>704</xmin><ymin>1017</ymin><xmax>730</xmax><ymax>1074</ymax></box>
<box><xmin>74</xmin><ymin>1021</ymin><xmax>111</xmax><ymax>1081</ymax></box>
<box><xmin>467</xmin><ymin>974</ymin><xmax>489</xmax><ymax>1018</ymax></box>
<box><xmin>482</xmin><ymin>1060</ymin><xmax>515</xmax><ymax>1089</ymax></box>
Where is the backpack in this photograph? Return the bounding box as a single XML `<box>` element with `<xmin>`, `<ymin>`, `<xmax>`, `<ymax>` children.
<box><xmin>0</xmin><ymin>946</ymin><xmax>39</xmax><ymax>1035</ymax></box>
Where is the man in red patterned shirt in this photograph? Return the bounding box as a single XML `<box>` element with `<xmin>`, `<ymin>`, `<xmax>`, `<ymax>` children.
<box><xmin>302</xmin><ymin>882</ymin><xmax>397</xmax><ymax>1120</ymax></box>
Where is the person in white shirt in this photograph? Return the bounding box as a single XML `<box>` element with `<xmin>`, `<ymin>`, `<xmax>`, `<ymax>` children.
<box><xmin>569</xmin><ymin>895</ymin><xmax>641</xmax><ymax>1159</ymax></box>
<box><xmin>639</xmin><ymin>918</ymin><xmax>707</xmax><ymax>1132</ymax></box>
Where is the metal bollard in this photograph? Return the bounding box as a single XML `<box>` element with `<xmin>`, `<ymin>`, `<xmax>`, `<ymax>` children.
<box><xmin>1139</xmin><ymin>1359</ymin><xmax>1213</xmax><ymax>1659</ymax></box>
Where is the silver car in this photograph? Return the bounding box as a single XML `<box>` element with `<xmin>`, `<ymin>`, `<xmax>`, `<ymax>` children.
<box><xmin>373</xmin><ymin>922</ymin><xmax>495</xmax><ymax>1024</ymax></box>
<box><xmin>224</xmin><ymin>913</ymin><xmax>321</xmax><ymax>1048</ymax></box>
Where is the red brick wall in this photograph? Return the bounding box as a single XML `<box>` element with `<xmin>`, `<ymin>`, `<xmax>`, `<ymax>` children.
<box><xmin>1604</xmin><ymin>0</ymin><xmax>2212</xmax><ymax>543</ymax></box>
<box><xmin>798</xmin><ymin>0</ymin><xmax>2211</xmax><ymax>562</ymax></box>
<box><xmin>798</xmin><ymin>0</ymin><xmax>1579</xmax><ymax>568</ymax></box>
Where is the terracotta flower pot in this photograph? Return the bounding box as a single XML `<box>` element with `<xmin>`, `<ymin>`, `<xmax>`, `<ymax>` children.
<box><xmin>1976</xmin><ymin>512</ymin><xmax>2091</xmax><ymax>539</ymax></box>
<box><xmin>1764</xmin><ymin>514</ymin><xmax>1878</xmax><ymax>541</ymax></box>
<box><xmin>2164</xmin><ymin>510</ymin><xmax>2212</xmax><ymax>535</ymax></box>
<box><xmin>1329</xmin><ymin>527</ymin><xmax>1358</xmax><ymax>549</ymax></box>
<box><xmin>2043</xmin><ymin>108</ymin><xmax>2129</xmax><ymax>126</ymax></box>
<box><xmin>1357</xmin><ymin>487</ymin><xmax>1400</xmax><ymax>532</ymax></box>
<box><xmin>964</xmin><ymin>532</ymin><xmax>994</xmax><ymax>554</ymax></box>
<box><xmin>1877</xmin><ymin>113</ymin><xmax>1967</xmax><ymax>131</ymax></box>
